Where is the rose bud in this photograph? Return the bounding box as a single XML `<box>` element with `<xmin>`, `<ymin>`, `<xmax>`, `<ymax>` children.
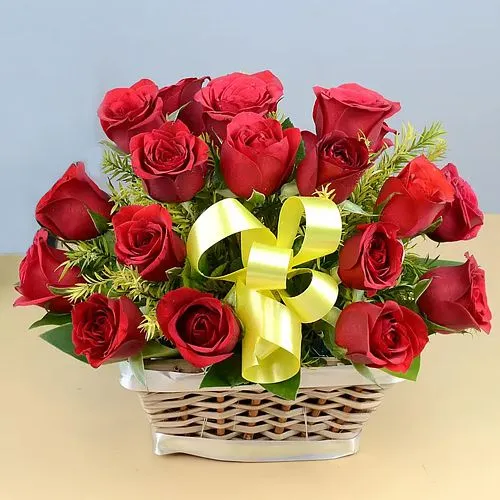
<box><xmin>335</xmin><ymin>301</ymin><xmax>429</xmax><ymax>373</ymax></box>
<box><xmin>313</xmin><ymin>83</ymin><xmax>400</xmax><ymax>151</ymax></box>
<box><xmin>14</xmin><ymin>229</ymin><xmax>82</xmax><ymax>313</ymax></box>
<box><xmin>428</xmin><ymin>163</ymin><xmax>484</xmax><ymax>242</ymax></box>
<box><xmin>417</xmin><ymin>254</ymin><xmax>491</xmax><ymax>333</ymax></box>
<box><xmin>158</xmin><ymin>76</ymin><xmax>209</xmax><ymax>135</ymax></box>
<box><xmin>112</xmin><ymin>205</ymin><xmax>186</xmax><ymax>282</ymax></box>
<box><xmin>194</xmin><ymin>70</ymin><xmax>283</xmax><ymax>140</ymax></box>
<box><xmin>130</xmin><ymin>120</ymin><xmax>210</xmax><ymax>203</ymax></box>
<box><xmin>35</xmin><ymin>162</ymin><xmax>112</xmax><ymax>241</ymax></box>
<box><xmin>98</xmin><ymin>78</ymin><xmax>165</xmax><ymax>153</ymax></box>
<box><xmin>338</xmin><ymin>222</ymin><xmax>404</xmax><ymax>295</ymax></box>
<box><xmin>220</xmin><ymin>112</ymin><xmax>301</xmax><ymax>198</ymax></box>
<box><xmin>296</xmin><ymin>130</ymin><xmax>370</xmax><ymax>202</ymax></box>
<box><xmin>157</xmin><ymin>287</ymin><xmax>240</xmax><ymax>368</ymax></box>
<box><xmin>376</xmin><ymin>155</ymin><xmax>455</xmax><ymax>238</ymax></box>
<box><xmin>72</xmin><ymin>294</ymin><xmax>145</xmax><ymax>368</ymax></box>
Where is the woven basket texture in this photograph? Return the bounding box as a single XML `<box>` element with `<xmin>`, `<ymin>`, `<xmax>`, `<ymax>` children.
<box><xmin>139</xmin><ymin>384</ymin><xmax>386</xmax><ymax>441</ymax></box>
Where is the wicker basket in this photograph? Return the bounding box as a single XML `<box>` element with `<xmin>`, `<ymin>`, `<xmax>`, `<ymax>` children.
<box><xmin>120</xmin><ymin>360</ymin><xmax>401</xmax><ymax>462</ymax></box>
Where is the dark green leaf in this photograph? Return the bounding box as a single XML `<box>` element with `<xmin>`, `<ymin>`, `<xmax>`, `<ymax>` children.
<box><xmin>129</xmin><ymin>353</ymin><xmax>147</xmax><ymax>387</ymax></box>
<box><xmin>413</xmin><ymin>278</ymin><xmax>432</xmax><ymax>301</ymax></box>
<box><xmin>422</xmin><ymin>217</ymin><xmax>443</xmax><ymax>234</ymax></box>
<box><xmin>102</xmin><ymin>231</ymin><xmax>116</xmax><ymax>256</ymax></box>
<box><xmin>262</xmin><ymin>371</ymin><xmax>301</xmax><ymax>400</ymax></box>
<box><xmin>88</xmin><ymin>210</ymin><xmax>110</xmax><ymax>234</ymax></box>
<box><xmin>39</xmin><ymin>323</ymin><xmax>88</xmax><ymax>363</ymax></box>
<box><xmin>141</xmin><ymin>341</ymin><xmax>179</xmax><ymax>360</ymax></box>
<box><xmin>281</xmin><ymin>117</ymin><xmax>294</xmax><ymax>130</ymax></box>
<box><xmin>200</xmin><ymin>354</ymin><xmax>248</xmax><ymax>388</ymax></box>
<box><xmin>415</xmin><ymin>256</ymin><xmax>463</xmax><ymax>269</ymax></box>
<box><xmin>340</xmin><ymin>200</ymin><xmax>374</xmax><ymax>217</ymax></box>
<box><xmin>383</xmin><ymin>356</ymin><xmax>420</xmax><ymax>381</ymax></box>
<box><xmin>425</xmin><ymin>319</ymin><xmax>459</xmax><ymax>334</ymax></box>
<box><xmin>30</xmin><ymin>312</ymin><xmax>71</xmax><ymax>330</ymax></box>
<box><xmin>48</xmin><ymin>286</ymin><xmax>70</xmax><ymax>296</ymax></box>
<box><xmin>313</xmin><ymin>317</ymin><xmax>347</xmax><ymax>360</ymax></box>
<box><xmin>353</xmin><ymin>363</ymin><xmax>380</xmax><ymax>387</ymax></box>
<box><xmin>295</xmin><ymin>139</ymin><xmax>306</xmax><ymax>166</ymax></box>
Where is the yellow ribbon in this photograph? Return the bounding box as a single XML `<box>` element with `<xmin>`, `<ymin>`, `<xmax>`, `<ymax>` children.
<box><xmin>186</xmin><ymin>196</ymin><xmax>342</xmax><ymax>384</ymax></box>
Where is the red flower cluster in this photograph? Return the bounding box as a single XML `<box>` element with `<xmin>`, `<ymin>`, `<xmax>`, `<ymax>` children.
<box><xmin>15</xmin><ymin>70</ymin><xmax>491</xmax><ymax>381</ymax></box>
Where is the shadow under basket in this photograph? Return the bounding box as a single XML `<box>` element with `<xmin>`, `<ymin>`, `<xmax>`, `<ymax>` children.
<box><xmin>119</xmin><ymin>360</ymin><xmax>402</xmax><ymax>462</ymax></box>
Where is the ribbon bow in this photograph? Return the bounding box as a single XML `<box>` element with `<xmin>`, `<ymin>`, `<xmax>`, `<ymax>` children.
<box><xmin>186</xmin><ymin>196</ymin><xmax>342</xmax><ymax>384</ymax></box>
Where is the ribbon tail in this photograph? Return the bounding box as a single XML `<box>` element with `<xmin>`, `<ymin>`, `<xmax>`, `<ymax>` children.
<box><xmin>237</xmin><ymin>282</ymin><xmax>301</xmax><ymax>384</ymax></box>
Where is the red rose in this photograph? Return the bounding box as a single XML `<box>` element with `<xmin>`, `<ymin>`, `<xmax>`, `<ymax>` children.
<box><xmin>112</xmin><ymin>205</ymin><xmax>186</xmax><ymax>281</ymax></box>
<box><xmin>376</xmin><ymin>155</ymin><xmax>455</xmax><ymax>238</ymax></box>
<box><xmin>296</xmin><ymin>131</ymin><xmax>370</xmax><ymax>202</ymax></box>
<box><xmin>72</xmin><ymin>294</ymin><xmax>145</xmax><ymax>368</ymax></box>
<box><xmin>98</xmin><ymin>79</ymin><xmax>165</xmax><ymax>153</ymax></box>
<box><xmin>335</xmin><ymin>301</ymin><xmax>429</xmax><ymax>373</ymax></box>
<box><xmin>338</xmin><ymin>222</ymin><xmax>404</xmax><ymax>295</ymax></box>
<box><xmin>14</xmin><ymin>229</ymin><xmax>82</xmax><ymax>313</ymax></box>
<box><xmin>220</xmin><ymin>112</ymin><xmax>301</xmax><ymax>198</ymax></box>
<box><xmin>194</xmin><ymin>70</ymin><xmax>283</xmax><ymax>140</ymax></box>
<box><xmin>417</xmin><ymin>254</ymin><xmax>491</xmax><ymax>333</ymax></box>
<box><xmin>157</xmin><ymin>288</ymin><xmax>240</xmax><ymax>368</ymax></box>
<box><xmin>428</xmin><ymin>163</ymin><xmax>484</xmax><ymax>242</ymax></box>
<box><xmin>36</xmin><ymin>162</ymin><xmax>112</xmax><ymax>241</ymax></box>
<box><xmin>130</xmin><ymin>120</ymin><xmax>209</xmax><ymax>203</ymax></box>
<box><xmin>313</xmin><ymin>83</ymin><xmax>400</xmax><ymax>151</ymax></box>
<box><xmin>158</xmin><ymin>76</ymin><xmax>209</xmax><ymax>135</ymax></box>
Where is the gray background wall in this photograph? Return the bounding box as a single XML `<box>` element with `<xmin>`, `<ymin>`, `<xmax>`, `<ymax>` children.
<box><xmin>1</xmin><ymin>0</ymin><xmax>498</xmax><ymax>253</ymax></box>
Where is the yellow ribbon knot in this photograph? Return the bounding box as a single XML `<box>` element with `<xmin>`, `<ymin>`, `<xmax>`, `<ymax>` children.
<box><xmin>186</xmin><ymin>196</ymin><xmax>342</xmax><ymax>384</ymax></box>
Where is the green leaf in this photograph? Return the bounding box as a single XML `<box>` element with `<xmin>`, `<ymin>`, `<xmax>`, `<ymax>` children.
<box><xmin>383</xmin><ymin>356</ymin><xmax>421</xmax><ymax>381</ymax></box>
<box><xmin>39</xmin><ymin>323</ymin><xmax>88</xmax><ymax>363</ymax></box>
<box><xmin>340</xmin><ymin>200</ymin><xmax>374</xmax><ymax>217</ymax></box>
<box><xmin>295</xmin><ymin>139</ymin><xmax>306</xmax><ymax>165</ymax></box>
<box><xmin>87</xmin><ymin>210</ymin><xmax>110</xmax><ymax>234</ymax></box>
<box><xmin>100</xmin><ymin>139</ymin><xmax>129</xmax><ymax>156</ymax></box>
<box><xmin>244</xmin><ymin>190</ymin><xmax>266</xmax><ymax>210</ymax></box>
<box><xmin>428</xmin><ymin>258</ymin><xmax>463</xmax><ymax>268</ymax></box>
<box><xmin>262</xmin><ymin>371</ymin><xmax>301</xmax><ymax>400</ymax></box>
<box><xmin>316</xmin><ymin>320</ymin><xmax>347</xmax><ymax>359</ymax></box>
<box><xmin>30</xmin><ymin>312</ymin><xmax>71</xmax><ymax>330</ymax></box>
<box><xmin>322</xmin><ymin>306</ymin><xmax>342</xmax><ymax>326</ymax></box>
<box><xmin>353</xmin><ymin>363</ymin><xmax>380</xmax><ymax>387</ymax></box>
<box><xmin>281</xmin><ymin>117</ymin><xmax>294</xmax><ymax>130</ymax></box>
<box><xmin>424</xmin><ymin>319</ymin><xmax>459</xmax><ymax>334</ymax></box>
<box><xmin>200</xmin><ymin>354</ymin><xmax>248</xmax><ymax>388</ymax></box>
<box><xmin>167</xmin><ymin>102</ymin><xmax>189</xmax><ymax>121</ymax></box>
<box><xmin>129</xmin><ymin>353</ymin><xmax>147</xmax><ymax>387</ymax></box>
<box><xmin>351</xmin><ymin>289</ymin><xmax>365</xmax><ymax>302</ymax></box>
<box><xmin>279</xmin><ymin>181</ymin><xmax>299</xmax><ymax>201</ymax></box>
<box><xmin>102</xmin><ymin>231</ymin><xmax>116</xmax><ymax>256</ymax></box>
<box><xmin>141</xmin><ymin>341</ymin><xmax>179</xmax><ymax>360</ymax></box>
<box><xmin>48</xmin><ymin>286</ymin><xmax>70</xmax><ymax>296</ymax></box>
<box><xmin>223</xmin><ymin>285</ymin><xmax>237</xmax><ymax>307</ymax></box>
<box><xmin>216</xmin><ymin>188</ymin><xmax>237</xmax><ymax>199</ymax></box>
<box><xmin>413</xmin><ymin>278</ymin><xmax>432</xmax><ymax>301</ymax></box>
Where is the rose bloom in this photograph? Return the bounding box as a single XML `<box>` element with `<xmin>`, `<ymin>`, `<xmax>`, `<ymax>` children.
<box><xmin>195</xmin><ymin>70</ymin><xmax>283</xmax><ymax>140</ymax></box>
<box><xmin>296</xmin><ymin>130</ymin><xmax>370</xmax><ymax>202</ymax></box>
<box><xmin>313</xmin><ymin>83</ymin><xmax>400</xmax><ymax>151</ymax></box>
<box><xmin>112</xmin><ymin>205</ymin><xmax>186</xmax><ymax>281</ymax></box>
<box><xmin>428</xmin><ymin>163</ymin><xmax>484</xmax><ymax>242</ymax></box>
<box><xmin>335</xmin><ymin>301</ymin><xmax>429</xmax><ymax>373</ymax></box>
<box><xmin>72</xmin><ymin>294</ymin><xmax>145</xmax><ymax>368</ymax></box>
<box><xmin>98</xmin><ymin>79</ymin><xmax>165</xmax><ymax>153</ymax></box>
<box><xmin>157</xmin><ymin>288</ymin><xmax>240</xmax><ymax>368</ymax></box>
<box><xmin>130</xmin><ymin>120</ymin><xmax>209</xmax><ymax>203</ymax></box>
<box><xmin>338</xmin><ymin>222</ymin><xmax>404</xmax><ymax>295</ymax></box>
<box><xmin>418</xmin><ymin>254</ymin><xmax>491</xmax><ymax>333</ymax></box>
<box><xmin>376</xmin><ymin>155</ymin><xmax>455</xmax><ymax>238</ymax></box>
<box><xmin>158</xmin><ymin>76</ymin><xmax>208</xmax><ymax>135</ymax></box>
<box><xmin>36</xmin><ymin>162</ymin><xmax>112</xmax><ymax>241</ymax></box>
<box><xmin>14</xmin><ymin>229</ymin><xmax>82</xmax><ymax>313</ymax></box>
<box><xmin>220</xmin><ymin>112</ymin><xmax>301</xmax><ymax>198</ymax></box>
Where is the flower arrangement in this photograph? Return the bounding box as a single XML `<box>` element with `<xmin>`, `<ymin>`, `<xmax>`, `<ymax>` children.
<box><xmin>16</xmin><ymin>71</ymin><xmax>492</xmax><ymax>400</ymax></box>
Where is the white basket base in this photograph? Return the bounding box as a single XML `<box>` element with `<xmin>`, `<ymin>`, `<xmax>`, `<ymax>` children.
<box><xmin>152</xmin><ymin>432</ymin><xmax>361</xmax><ymax>462</ymax></box>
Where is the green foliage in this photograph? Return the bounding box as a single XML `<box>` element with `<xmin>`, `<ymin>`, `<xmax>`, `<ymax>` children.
<box><xmin>63</xmin><ymin>232</ymin><xmax>115</xmax><ymax>273</ymax></box>
<box><xmin>30</xmin><ymin>312</ymin><xmax>71</xmax><ymax>330</ymax></box>
<box><xmin>129</xmin><ymin>353</ymin><xmax>146</xmax><ymax>387</ymax></box>
<box><xmin>200</xmin><ymin>354</ymin><xmax>248</xmax><ymax>388</ymax></box>
<box><xmin>39</xmin><ymin>323</ymin><xmax>88</xmax><ymax>363</ymax></box>
<box><xmin>262</xmin><ymin>371</ymin><xmax>301</xmax><ymax>400</ymax></box>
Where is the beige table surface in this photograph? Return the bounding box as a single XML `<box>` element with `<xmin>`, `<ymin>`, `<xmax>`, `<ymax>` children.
<box><xmin>1</xmin><ymin>216</ymin><xmax>499</xmax><ymax>500</ymax></box>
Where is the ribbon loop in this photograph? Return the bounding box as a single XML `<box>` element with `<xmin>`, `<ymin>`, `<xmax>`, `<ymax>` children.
<box><xmin>186</xmin><ymin>196</ymin><xmax>342</xmax><ymax>384</ymax></box>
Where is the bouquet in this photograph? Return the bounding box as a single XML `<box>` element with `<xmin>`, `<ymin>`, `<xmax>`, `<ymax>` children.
<box><xmin>15</xmin><ymin>71</ymin><xmax>492</xmax><ymax>399</ymax></box>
